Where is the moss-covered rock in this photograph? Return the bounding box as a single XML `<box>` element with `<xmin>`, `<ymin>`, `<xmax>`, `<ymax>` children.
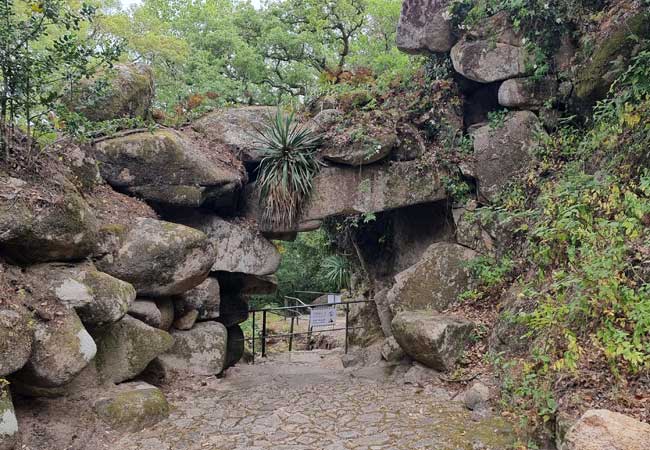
<box><xmin>0</xmin><ymin>175</ymin><xmax>98</xmax><ymax>264</ymax></box>
<box><xmin>396</xmin><ymin>0</ymin><xmax>457</xmax><ymax>54</ymax></box>
<box><xmin>391</xmin><ymin>311</ymin><xmax>474</xmax><ymax>372</ymax></box>
<box><xmin>0</xmin><ymin>307</ymin><xmax>33</xmax><ymax>377</ymax></box>
<box><xmin>93</xmin><ymin>315</ymin><xmax>173</xmax><ymax>384</ymax></box>
<box><xmin>386</xmin><ymin>242</ymin><xmax>477</xmax><ymax>314</ymax></box>
<box><xmin>94</xmin><ymin>382</ymin><xmax>170</xmax><ymax>432</ymax></box>
<box><xmin>128</xmin><ymin>299</ymin><xmax>165</xmax><ymax>330</ymax></box>
<box><xmin>562</xmin><ymin>409</ymin><xmax>650</xmax><ymax>450</ymax></box>
<box><xmin>471</xmin><ymin>110</ymin><xmax>544</xmax><ymax>202</ymax></box>
<box><xmin>322</xmin><ymin>131</ymin><xmax>397</xmax><ymax>166</ymax></box>
<box><xmin>25</xmin><ymin>262</ymin><xmax>135</xmax><ymax>326</ymax></box>
<box><xmin>0</xmin><ymin>384</ymin><xmax>18</xmax><ymax>450</ymax></box>
<box><xmin>451</xmin><ymin>39</ymin><xmax>529</xmax><ymax>83</ymax></box>
<box><xmin>574</xmin><ymin>10</ymin><xmax>650</xmax><ymax>103</ymax></box>
<box><xmin>311</xmin><ymin>161</ymin><xmax>447</xmax><ymax>221</ymax></box>
<box><xmin>498</xmin><ymin>77</ymin><xmax>558</xmax><ymax>109</ymax></box>
<box><xmin>348</xmin><ymin>297</ymin><xmax>386</xmax><ymax>347</ymax></box>
<box><xmin>66</xmin><ymin>64</ymin><xmax>154</xmax><ymax>122</ymax></box>
<box><xmin>176</xmin><ymin>212</ymin><xmax>280</xmax><ymax>276</ymax></box>
<box><xmin>173</xmin><ymin>277</ymin><xmax>220</xmax><ymax>320</ymax></box>
<box><xmin>15</xmin><ymin>310</ymin><xmax>96</xmax><ymax>388</ymax></box>
<box><xmin>10</xmin><ymin>359</ymin><xmax>106</xmax><ymax>399</ymax></box>
<box><xmin>93</xmin><ymin>130</ymin><xmax>243</xmax><ymax>209</ymax></box>
<box><xmin>96</xmin><ymin>218</ymin><xmax>215</xmax><ymax>297</ymax></box>
<box><xmin>156</xmin><ymin>322</ymin><xmax>227</xmax><ymax>376</ymax></box>
<box><xmin>191</xmin><ymin>106</ymin><xmax>276</xmax><ymax>163</ymax></box>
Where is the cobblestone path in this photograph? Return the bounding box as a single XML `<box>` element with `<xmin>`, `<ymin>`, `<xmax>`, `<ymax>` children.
<box><xmin>114</xmin><ymin>351</ymin><xmax>516</xmax><ymax>450</ymax></box>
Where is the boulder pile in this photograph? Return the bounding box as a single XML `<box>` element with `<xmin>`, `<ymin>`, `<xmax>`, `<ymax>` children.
<box><xmin>0</xmin><ymin>69</ymin><xmax>283</xmax><ymax>445</ymax></box>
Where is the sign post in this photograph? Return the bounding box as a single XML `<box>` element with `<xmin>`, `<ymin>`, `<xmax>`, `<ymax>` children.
<box><xmin>309</xmin><ymin>305</ymin><xmax>337</xmax><ymax>328</ymax></box>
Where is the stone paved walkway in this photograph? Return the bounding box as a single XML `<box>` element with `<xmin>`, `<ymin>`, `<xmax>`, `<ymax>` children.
<box><xmin>114</xmin><ymin>351</ymin><xmax>516</xmax><ymax>450</ymax></box>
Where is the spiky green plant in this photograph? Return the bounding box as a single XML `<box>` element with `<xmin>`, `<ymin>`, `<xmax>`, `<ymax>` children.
<box><xmin>256</xmin><ymin>109</ymin><xmax>323</xmax><ymax>228</ymax></box>
<box><xmin>321</xmin><ymin>254</ymin><xmax>351</xmax><ymax>290</ymax></box>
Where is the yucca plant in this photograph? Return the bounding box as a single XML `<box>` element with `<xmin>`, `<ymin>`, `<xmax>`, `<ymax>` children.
<box><xmin>255</xmin><ymin>109</ymin><xmax>323</xmax><ymax>228</ymax></box>
<box><xmin>321</xmin><ymin>254</ymin><xmax>351</xmax><ymax>290</ymax></box>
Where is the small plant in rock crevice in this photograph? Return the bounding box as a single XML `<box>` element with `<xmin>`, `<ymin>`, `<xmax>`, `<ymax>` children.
<box><xmin>255</xmin><ymin>109</ymin><xmax>323</xmax><ymax>229</ymax></box>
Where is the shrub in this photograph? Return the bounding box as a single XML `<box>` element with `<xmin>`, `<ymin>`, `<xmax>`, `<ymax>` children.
<box><xmin>320</xmin><ymin>255</ymin><xmax>351</xmax><ymax>290</ymax></box>
<box><xmin>256</xmin><ymin>109</ymin><xmax>323</xmax><ymax>228</ymax></box>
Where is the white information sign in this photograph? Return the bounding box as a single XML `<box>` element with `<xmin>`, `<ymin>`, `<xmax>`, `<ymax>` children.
<box><xmin>310</xmin><ymin>305</ymin><xmax>337</xmax><ymax>327</ymax></box>
<box><xmin>327</xmin><ymin>294</ymin><xmax>342</xmax><ymax>304</ymax></box>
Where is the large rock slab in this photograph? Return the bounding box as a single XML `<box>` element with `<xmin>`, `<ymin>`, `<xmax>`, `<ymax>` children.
<box><xmin>174</xmin><ymin>277</ymin><xmax>220</xmax><ymax>320</ymax></box>
<box><xmin>451</xmin><ymin>40</ymin><xmax>528</xmax><ymax>83</ymax></box>
<box><xmin>25</xmin><ymin>262</ymin><xmax>135</xmax><ymax>325</ymax></box>
<box><xmin>303</xmin><ymin>162</ymin><xmax>446</xmax><ymax>223</ymax></box>
<box><xmin>16</xmin><ymin>310</ymin><xmax>96</xmax><ymax>388</ymax></box>
<box><xmin>93</xmin><ymin>315</ymin><xmax>173</xmax><ymax>384</ymax></box>
<box><xmin>96</xmin><ymin>218</ymin><xmax>215</xmax><ymax>297</ymax></box>
<box><xmin>245</xmin><ymin>161</ymin><xmax>447</xmax><ymax>233</ymax></box>
<box><xmin>94</xmin><ymin>382</ymin><xmax>170</xmax><ymax>432</ymax></box>
<box><xmin>322</xmin><ymin>131</ymin><xmax>396</xmax><ymax>166</ymax></box>
<box><xmin>561</xmin><ymin>409</ymin><xmax>650</xmax><ymax>450</ymax></box>
<box><xmin>192</xmin><ymin>106</ymin><xmax>275</xmax><ymax>163</ymax></box>
<box><xmin>471</xmin><ymin>110</ymin><xmax>543</xmax><ymax>202</ymax></box>
<box><xmin>66</xmin><ymin>64</ymin><xmax>154</xmax><ymax>122</ymax></box>
<box><xmin>396</xmin><ymin>0</ymin><xmax>456</xmax><ymax>54</ymax></box>
<box><xmin>0</xmin><ymin>387</ymin><xmax>18</xmax><ymax>450</ymax></box>
<box><xmin>93</xmin><ymin>130</ymin><xmax>243</xmax><ymax>209</ymax></box>
<box><xmin>156</xmin><ymin>322</ymin><xmax>228</xmax><ymax>376</ymax></box>
<box><xmin>391</xmin><ymin>311</ymin><xmax>474</xmax><ymax>372</ymax></box>
<box><xmin>387</xmin><ymin>242</ymin><xmax>477</xmax><ymax>313</ymax></box>
<box><xmin>0</xmin><ymin>175</ymin><xmax>98</xmax><ymax>264</ymax></box>
<box><xmin>0</xmin><ymin>307</ymin><xmax>33</xmax><ymax>377</ymax></box>
<box><xmin>216</xmin><ymin>272</ymin><xmax>278</xmax><ymax>296</ymax></box>
<box><xmin>177</xmin><ymin>213</ymin><xmax>280</xmax><ymax>275</ymax></box>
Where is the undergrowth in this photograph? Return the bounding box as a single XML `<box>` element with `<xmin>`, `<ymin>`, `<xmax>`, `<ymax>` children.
<box><xmin>463</xmin><ymin>49</ymin><xmax>650</xmax><ymax>438</ymax></box>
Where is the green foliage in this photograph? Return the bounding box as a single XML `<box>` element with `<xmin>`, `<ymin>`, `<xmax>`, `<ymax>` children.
<box><xmin>487</xmin><ymin>109</ymin><xmax>509</xmax><ymax>130</ymax></box>
<box><xmin>469</xmin><ymin>255</ymin><xmax>515</xmax><ymax>289</ymax></box>
<box><xmin>475</xmin><ymin>50</ymin><xmax>650</xmax><ymax>429</ymax></box>
<box><xmin>256</xmin><ymin>109</ymin><xmax>323</xmax><ymax>228</ymax></box>
<box><xmin>54</xmin><ymin>107</ymin><xmax>152</xmax><ymax>141</ymax></box>
<box><xmin>442</xmin><ymin>174</ymin><xmax>471</xmax><ymax>203</ymax></box>
<box><xmin>99</xmin><ymin>0</ymin><xmax>409</xmax><ymax>109</ymax></box>
<box><xmin>0</xmin><ymin>0</ymin><xmax>121</xmax><ymax>155</ymax></box>
<box><xmin>250</xmin><ymin>229</ymin><xmax>341</xmax><ymax>308</ymax></box>
<box><xmin>320</xmin><ymin>254</ymin><xmax>351</xmax><ymax>290</ymax></box>
<box><xmin>521</xmin><ymin>169</ymin><xmax>650</xmax><ymax>373</ymax></box>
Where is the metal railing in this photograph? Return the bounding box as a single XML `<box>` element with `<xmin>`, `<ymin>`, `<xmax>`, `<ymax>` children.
<box><xmin>246</xmin><ymin>295</ymin><xmax>375</xmax><ymax>363</ymax></box>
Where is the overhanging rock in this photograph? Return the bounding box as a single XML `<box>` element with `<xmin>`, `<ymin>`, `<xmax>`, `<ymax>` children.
<box><xmin>245</xmin><ymin>161</ymin><xmax>447</xmax><ymax>234</ymax></box>
<box><xmin>93</xmin><ymin>129</ymin><xmax>244</xmax><ymax>209</ymax></box>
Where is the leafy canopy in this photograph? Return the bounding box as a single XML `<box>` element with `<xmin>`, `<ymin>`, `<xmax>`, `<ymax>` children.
<box><xmin>0</xmin><ymin>0</ymin><xmax>121</xmax><ymax>155</ymax></box>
